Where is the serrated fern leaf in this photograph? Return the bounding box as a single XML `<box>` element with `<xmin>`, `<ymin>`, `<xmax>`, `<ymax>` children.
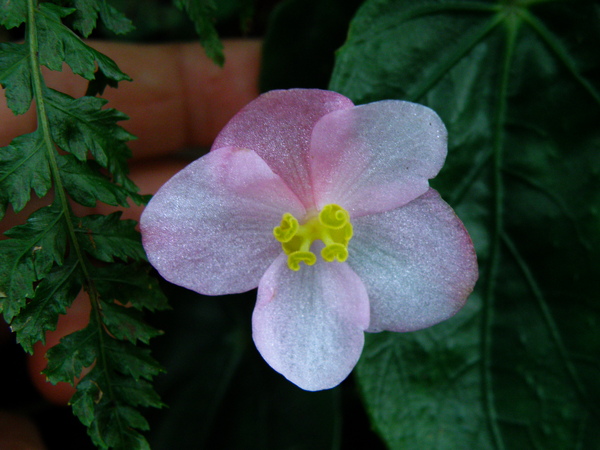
<box><xmin>0</xmin><ymin>132</ymin><xmax>51</xmax><ymax>218</ymax></box>
<box><xmin>1</xmin><ymin>1</ymin><xmax>168</xmax><ymax>448</ymax></box>
<box><xmin>11</xmin><ymin>258</ymin><xmax>82</xmax><ymax>353</ymax></box>
<box><xmin>0</xmin><ymin>0</ymin><xmax>27</xmax><ymax>28</ymax></box>
<box><xmin>35</xmin><ymin>3</ymin><xmax>131</xmax><ymax>83</ymax></box>
<box><xmin>43</xmin><ymin>87</ymin><xmax>142</xmax><ymax>200</ymax></box>
<box><xmin>75</xmin><ymin>213</ymin><xmax>147</xmax><ymax>263</ymax></box>
<box><xmin>0</xmin><ymin>42</ymin><xmax>33</xmax><ymax>115</ymax></box>
<box><xmin>173</xmin><ymin>0</ymin><xmax>225</xmax><ymax>66</ymax></box>
<box><xmin>58</xmin><ymin>155</ymin><xmax>132</xmax><ymax>208</ymax></box>
<box><xmin>45</xmin><ymin>312</ymin><xmax>164</xmax><ymax>448</ymax></box>
<box><xmin>92</xmin><ymin>263</ymin><xmax>170</xmax><ymax>312</ymax></box>
<box><xmin>0</xmin><ymin>201</ymin><xmax>67</xmax><ymax>321</ymax></box>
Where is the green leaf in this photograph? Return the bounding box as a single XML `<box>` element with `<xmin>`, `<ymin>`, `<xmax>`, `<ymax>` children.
<box><xmin>0</xmin><ymin>42</ymin><xmax>33</xmax><ymax>115</ymax></box>
<box><xmin>90</xmin><ymin>402</ymin><xmax>151</xmax><ymax>449</ymax></box>
<box><xmin>71</xmin><ymin>377</ymin><xmax>100</xmax><ymax>426</ymax></box>
<box><xmin>93</xmin><ymin>263</ymin><xmax>170</xmax><ymax>312</ymax></box>
<box><xmin>0</xmin><ymin>132</ymin><xmax>51</xmax><ymax>218</ymax></box>
<box><xmin>331</xmin><ymin>0</ymin><xmax>600</xmax><ymax>448</ymax></box>
<box><xmin>2</xmin><ymin>1</ymin><xmax>163</xmax><ymax>447</ymax></box>
<box><xmin>110</xmin><ymin>374</ymin><xmax>164</xmax><ymax>409</ymax></box>
<box><xmin>101</xmin><ymin>300</ymin><xmax>163</xmax><ymax>345</ymax></box>
<box><xmin>66</xmin><ymin>0</ymin><xmax>135</xmax><ymax>38</ymax></box>
<box><xmin>46</xmin><ymin>312</ymin><xmax>163</xmax><ymax>449</ymax></box>
<box><xmin>74</xmin><ymin>369</ymin><xmax>157</xmax><ymax>449</ymax></box>
<box><xmin>0</xmin><ymin>201</ymin><xmax>67</xmax><ymax>322</ymax></box>
<box><xmin>75</xmin><ymin>213</ymin><xmax>146</xmax><ymax>263</ymax></box>
<box><xmin>43</xmin><ymin>87</ymin><xmax>141</xmax><ymax>198</ymax></box>
<box><xmin>104</xmin><ymin>336</ymin><xmax>164</xmax><ymax>381</ymax></box>
<box><xmin>58</xmin><ymin>154</ymin><xmax>131</xmax><ymax>208</ymax></box>
<box><xmin>11</xmin><ymin>258</ymin><xmax>81</xmax><ymax>353</ymax></box>
<box><xmin>44</xmin><ymin>321</ymin><xmax>98</xmax><ymax>384</ymax></box>
<box><xmin>0</xmin><ymin>0</ymin><xmax>27</xmax><ymax>29</ymax></box>
<box><xmin>98</xmin><ymin>0</ymin><xmax>135</xmax><ymax>35</ymax></box>
<box><xmin>69</xmin><ymin>0</ymin><xmax>101</xmax><ymax>37</ymax></box>
<box><xmin>35</xmin><ymin>3</ymin><xmax>131</xmax><ymax>83</ymax></box>
<box><xmin>173</xmin><ymin>0</ymin><xmax>225</xmax><ymax>66</ymax></box>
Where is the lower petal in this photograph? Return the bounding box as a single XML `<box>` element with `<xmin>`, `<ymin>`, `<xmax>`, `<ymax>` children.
<box><xmin>253</xmin><ymin>252</ymin><xmax>369</xmax><ymax>391</ymax></box>
<box><xmin>348</xmin><ymin>188</ymin><xmax>478</xmax><ymax>332</ymax></box>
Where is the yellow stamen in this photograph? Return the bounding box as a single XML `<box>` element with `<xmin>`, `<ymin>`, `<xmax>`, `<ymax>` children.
<box><xmin>273</xmin><ymin>204</ymin><xmax>353</xmax><ymax>271</ymax></box>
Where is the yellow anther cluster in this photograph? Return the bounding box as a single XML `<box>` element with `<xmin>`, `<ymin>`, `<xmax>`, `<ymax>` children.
<box><xmin>273</xmin><ymin>204</ymin><xmax>353</xmax><ymax>271</ymax></box>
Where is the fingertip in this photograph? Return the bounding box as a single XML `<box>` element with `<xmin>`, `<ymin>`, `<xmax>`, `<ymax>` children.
<box><xmin>179</xmin><ymin>39</ymin><xmax>262</xmax><ymax>148</ymax></box>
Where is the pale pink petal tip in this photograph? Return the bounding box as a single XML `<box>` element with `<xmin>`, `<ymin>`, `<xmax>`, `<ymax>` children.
<box><xmin>140</xmin><ymin>147</ymin><xmax>305</xmax><ymax>296</ymax></box>
<box><xmin>349</xmin><ymin>189</ymin><xmax>478</xmax><ymax>333</ymax></box>
<box><xmin>212</xmin><ymin>89</ymin><xmax>354</xmax><ymax>209</ymax></box>
<box><xmin>253</xmin><ymin>252</ymin><xmax>370</xmax><ymax>391</ymax></box>
<box><xmin>311</xmin><ymin>100</ymin><xmax>448</xmax><ymax>217</ymax></box>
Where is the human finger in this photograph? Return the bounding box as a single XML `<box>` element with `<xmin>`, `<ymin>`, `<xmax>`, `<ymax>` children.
<box><xmin>0</xmin><ymin>39</ymin><xmax>261</xmax><ymax>158</ymax></box>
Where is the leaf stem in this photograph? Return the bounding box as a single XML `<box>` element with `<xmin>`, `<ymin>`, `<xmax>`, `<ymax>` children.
<box><xmin>481</xmin><ymin>11</ymin><xmax>520</xmax><ymax>450</ymax></box>
<box><xmin>521</xmin><ymin>9</ymin><xmax>600</xmax><ymax>108</ymax></box>
<box><xmin>26</xmin><ymin>0</ymin><xmax>119</xmax><ymax>429</ymax></box>
<box><xmin>27</xmin><ymin>0</ymin><xmax>87</xmax><ymax>283</ymax></box>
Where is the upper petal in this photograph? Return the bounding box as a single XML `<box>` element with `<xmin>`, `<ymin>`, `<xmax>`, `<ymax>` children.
<box><xmin>310</xmin><ymin>100</ymin><xmax>447</xmax><ymax>217</ymax></box>
<box><xmin>348</xmin><ymin>188</ymin><xmax>477</xmax><ymax>332</ymax></box>
<box><xmin>212</xmin><ymin>89</ymin><xmax>354</xmax><ymax>209</ymax></box>
<box><xmin>253</xmin><ymin>251</ymin><xmax>369</xmax><ymax>391</ymax></box>
<box><xmin>140</xmin><ymin>147</ymin><xmax>305</xmax><ymax>296</ymax></box>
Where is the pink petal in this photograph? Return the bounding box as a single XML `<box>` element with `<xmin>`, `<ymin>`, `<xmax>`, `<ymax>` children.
<box><xmin>253</xmin><ymin>251</ymin><xmax>370</xmax><ymax>391</ymax></box>
<box><xmin>212</xmin><ymin>89</ymin><xmax>354</xmax><ymax>210</ymax></box>
<box><xmin>140</xmin><ymin>147</ymin><xmax>305</xmax><ymax>296</ymax></box>
<box><xmin>348</xmin><ymin>188</ymin><xmax>478</xmax><ymax>332</ymax></box>
<box><xmin>310</xmin><ymin>100</ymin><xmax>447</xmax><ymax>217</ymax></box>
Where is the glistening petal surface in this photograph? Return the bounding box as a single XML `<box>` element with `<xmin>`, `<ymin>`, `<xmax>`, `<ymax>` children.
<box><xmin>348</xmin><ymin>189</ymin><xmax>477</xmax><ymax>332</ymax></box>
<box><xmin>212</xmin><ymin>89</ymin><xmax>354</xmax><ymax>209</ymax></box>
<box><xmin>140</xmin><ymin>147</ymin><xmax>305</xmax><ymax>296</ymax></box>
<box><xmin>310</xmin><ymin>100</ymin><xmax>447</xmax><ymax>217</ymax></box>
<box><xmin>253</xmin><ymin>251</ymin><xmax>370</xmax><ymax>391</ymax></box>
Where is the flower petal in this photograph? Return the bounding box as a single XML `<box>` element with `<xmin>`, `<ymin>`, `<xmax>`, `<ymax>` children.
<box><xmin>310</xmin><ymin>100</ymin><xmax>447</xmax><ymax>217</ymax></box>
<box><xmin>212</xmin><ymin>89</ymin><xmax>354</xmax><ymax>209</ymax></box>
<box><xmin>140</xmin><ymin>147</ymin><xmax>305</xmax><ymax>296</ymax></box>
<box><xmin>348</xmin><ymin>188</ymin><xmax>478</xmax><ymax>332</ymax></box>
<box><xmin>253</xmin><ymin>251</ymin><xmax>369</xmax><ymax>391</ymax></box>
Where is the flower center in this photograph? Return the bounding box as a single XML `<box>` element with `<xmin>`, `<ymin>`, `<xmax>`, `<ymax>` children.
<box><xmin>273</xmin><ymin>204</ymin><xmax>353</xmax><ymax>271</ymax></box>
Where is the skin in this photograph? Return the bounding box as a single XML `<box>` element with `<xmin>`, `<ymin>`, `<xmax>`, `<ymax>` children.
<box><xmin>0</xmin><ymin>39</ymin><xmax>261</xmax><ymax>448</ymax></box>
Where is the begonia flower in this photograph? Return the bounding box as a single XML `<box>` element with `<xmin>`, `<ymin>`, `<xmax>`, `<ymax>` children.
<box><xmin>140</xmin><ymin>89</ymin><xmax>478</xmax><ymax>391</ymax></box>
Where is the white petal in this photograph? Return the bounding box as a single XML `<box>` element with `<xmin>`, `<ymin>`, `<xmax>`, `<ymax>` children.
<box><xmin>141</xmin><ymin>147</ymin><xmax>305</xmax><ymax>295</ymax></box>
<box><xmin>253</xmin><ymin>252</ymin><xmax>369</xmax><ymax>391</ymax></box>
<box><xmin>310</xmin><ymin>100</ymin><xmax>447</xmax><ymax>216</ymax></box>
<box><xmin>348</xmin><ymin>189</ymin><xmax>478</xmax><ymax>332</ymax></box>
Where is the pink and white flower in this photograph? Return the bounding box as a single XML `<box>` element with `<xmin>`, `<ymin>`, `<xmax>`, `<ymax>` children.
<box><xmin>140</xmin><ymin>89</ymin><xmax>478</xmax><ymax>391</ymax></box>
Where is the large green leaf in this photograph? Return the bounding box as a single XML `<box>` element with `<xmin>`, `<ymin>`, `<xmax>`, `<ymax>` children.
<box><xmin>331</xmin><ymin>0</ymin><xmax>600</xmax><ymax>448</ymax></box>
